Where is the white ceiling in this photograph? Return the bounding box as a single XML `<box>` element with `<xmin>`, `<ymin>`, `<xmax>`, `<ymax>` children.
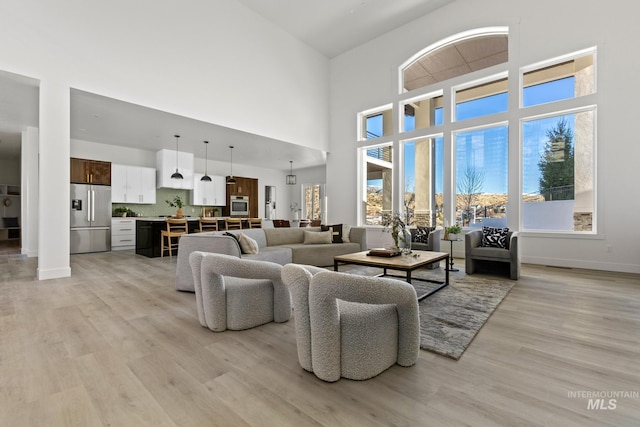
<box><xmin>0</xmin><ymin>0</ymin><xmax>457</xmax><ymax>168</ymax></box>
<box><xmin>236</xmin><ymin>0</ymin><xmax>456</xmax><ymax>58</ymax></box>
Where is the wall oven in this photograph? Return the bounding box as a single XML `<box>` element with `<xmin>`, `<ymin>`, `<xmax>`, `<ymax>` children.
<box><xmin>230</xmin><ymin>195</ymin><xmax>249</xmax><ymax>216</ymax></box>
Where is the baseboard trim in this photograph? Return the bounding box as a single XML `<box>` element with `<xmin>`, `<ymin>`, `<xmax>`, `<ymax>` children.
<box><xmin>523</xmin><ymin>256</ymin><xmax>640</xmax><ymax>274</ymax></box>
<box><xmin>37</xmin><ymin>266</ymin><xmax>71</xmax><ymax>280</ymax></box>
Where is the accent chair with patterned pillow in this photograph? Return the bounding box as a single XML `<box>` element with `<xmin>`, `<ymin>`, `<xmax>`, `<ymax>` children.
<box><xmin>465</xmin><ymin>228</ymin><xmax>520</xmax><ymax>280</ymax></box>
<box><xmin>408</xmin><ymin>226</ymin><xmax>442</xmax><ymax>269</ymax></box>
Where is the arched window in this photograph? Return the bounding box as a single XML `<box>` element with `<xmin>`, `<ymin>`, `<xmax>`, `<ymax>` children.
<box><xmin>401</xmin><ymin>32</ymin><xmax>508</xmax><ymax>92</ymax></box>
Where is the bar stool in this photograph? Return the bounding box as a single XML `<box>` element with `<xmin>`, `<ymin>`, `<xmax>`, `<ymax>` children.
<box><xmin>248</xmin><ymin>218</ymin><xmax>262</xmax><ymax>228</ymax></box>
<box><xmin>225</xmin><ymin>218</ymin><xmax>242</xmax><ymax>230</ymax></box>
<box><xmin>161</xmin><ymin>218</ymin><xmax>188</xmax><ymax>257</ymax></box>
<box><xmin>198</xmin><ymin>217</ymin><xmax>219</xmax><ymax>232</ymax></box>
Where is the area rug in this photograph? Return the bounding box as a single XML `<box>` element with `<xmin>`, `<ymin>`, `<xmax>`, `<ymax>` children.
<box><xmin>334</xmin><ymin>265</ymin><xmax>515</xmax><ymax>360</ymax></box>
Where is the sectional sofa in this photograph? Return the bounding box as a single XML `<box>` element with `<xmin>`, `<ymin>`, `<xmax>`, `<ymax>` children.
<box><xmin>175</xmin><ymin>226</ymin><xmax>367</xmax><ymax>292</ymax></box>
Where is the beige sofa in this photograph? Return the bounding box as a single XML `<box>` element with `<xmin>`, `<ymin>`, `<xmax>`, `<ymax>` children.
<box><xmin>175</xmin><ymin>226</ymin><xmax>367</xmax><ymax>292</ymax></box>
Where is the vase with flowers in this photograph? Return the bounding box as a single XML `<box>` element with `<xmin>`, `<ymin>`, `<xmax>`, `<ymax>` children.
<box><xmin>381</xmin><ymin>212</ymin><xmax>411</xmax><ymax>253</ymax></box>
<box><xmin>290</xmin><ymin>202</ymin><xmax>301</xmax><ymax>220</ymax></box>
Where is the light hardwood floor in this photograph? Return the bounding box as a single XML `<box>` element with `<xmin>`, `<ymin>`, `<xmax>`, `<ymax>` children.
<box><xmin>1</xmin><ymin>251</ymin><xmax>639</xmax><ymax>426</ymax></box>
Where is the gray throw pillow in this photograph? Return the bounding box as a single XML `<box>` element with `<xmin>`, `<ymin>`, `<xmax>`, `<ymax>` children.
<box><xmin>303</xmin><ymin>230</ymin><xmax>332</xmax><ymax>244</ymax></box>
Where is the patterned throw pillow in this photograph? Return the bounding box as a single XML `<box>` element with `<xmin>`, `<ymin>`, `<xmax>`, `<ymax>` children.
<box><xmin>481</xmin><ymin>226</ymin><xmax>509</xmax><ymax>248</ymax></box>
<box><xmin>412</xmin><ymin>226</ymin><xmax>434</xmax><ymax>244</ymax></box>
<box><xmin>321</xmin><ymin>224</ymin><xmax>343</xmax><ymax>243</ymax></box>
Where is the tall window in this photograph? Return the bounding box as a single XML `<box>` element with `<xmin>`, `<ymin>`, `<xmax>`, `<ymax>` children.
<box><xmin>455</xmin><ymin>125</ymin><xmax>508</xmax><ymax>227</ymax></box>
<box><xmin>362</xmin><ymin>143</ymin><xmax>393</xmax><ymax>225</ymax></box>
<box><xmin>358</xmin><ymin>29</ymin><xmax>597</xmax><ymax>235</ymax></box>
<box><xmin>303</xmin><ymin>184</ymin><xmax>324</xmax><ymax>221</ymax></box>
<box><xmin>403</xmin><ymin>136</ymin><xmax>444</xmax><ymax>227</ymax></box>
<box><xmin>521</xmin><ymin>50</ymin><xmax>596</xmax><ymax>232</ymax></box>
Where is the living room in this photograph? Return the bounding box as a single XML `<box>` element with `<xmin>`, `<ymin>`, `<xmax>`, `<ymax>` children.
<box><xmin>0</xmin><ymin>0</ymin><xmax>639</xmax><ymax>425</ymax></box>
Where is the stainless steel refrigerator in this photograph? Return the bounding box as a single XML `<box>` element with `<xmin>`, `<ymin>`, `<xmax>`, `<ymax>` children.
<box><xmin>70</xmin><ymin>183</ymin><xmax>111</xmax><ymax>254</ymax></box>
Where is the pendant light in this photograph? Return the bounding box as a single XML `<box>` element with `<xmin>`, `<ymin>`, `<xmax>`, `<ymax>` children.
<box><xmin>170</xmin><ymin>134</ymin><xmax>183</xmax><ymax>180</ymax></box>
<box><xmin>226</xmin><ymin>145</ymin><xmax>237</xmax><ymax>185</ymax></box>
<box><xmin>286</xmin><ymin>160</ymin><xmax>296</xmax><ymax>185</ymax></box>
<box><xmin>200</xmin><ymin>140</ymin><xmax>212</xmax><ymax>182</ymax></box>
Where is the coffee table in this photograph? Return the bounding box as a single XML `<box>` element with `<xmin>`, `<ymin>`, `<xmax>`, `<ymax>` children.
<box><xmin>334</xmin><ymin>250</ymin><xmax>450</xmax><ymax>301</ymax></box>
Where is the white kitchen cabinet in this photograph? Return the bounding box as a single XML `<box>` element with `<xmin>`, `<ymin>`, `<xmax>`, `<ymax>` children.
<box><xmin>111</xmin><ymin>164</ymin><xmax>128</xmax><ymax>202</ymax></box>
<box><xmin>191</xmin><ymin>174</ymin><xmax>226</xmax><ymax>206</ymax></box>
<box><xmin>156</xmin><ymin>149</ymin><xmax>194</xmax><ymax>189</ymax></box>
<box><xmin>111</xmin><ymin>218</ymin><xmax>136</xmax><ymax>250</ymax></box>
<box><xmin>111</xmin><ymin>164</ymin><xmax>156</xmax><ymax>204</ymax></box>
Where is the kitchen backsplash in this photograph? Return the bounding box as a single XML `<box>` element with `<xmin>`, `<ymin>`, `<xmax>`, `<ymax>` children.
<box><xmin>112</xmin><ymin>187</ymin><xmax>223</xmax><ymax>217</ymax></box>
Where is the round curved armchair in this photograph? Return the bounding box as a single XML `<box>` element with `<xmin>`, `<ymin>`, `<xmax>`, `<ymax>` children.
<box><xmin>282</xmin><ymin>264</ymin><xmax>420</xmax><ymax>382</ymax></box>
<box><xmin>189</xmin><ymin>252</ymin><xmax>291</xmax><ymax>331</ymax></box>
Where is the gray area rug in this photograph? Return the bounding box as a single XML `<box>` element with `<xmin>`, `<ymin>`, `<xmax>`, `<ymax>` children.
<box><xmin>334</xmin><ymin>265</ymin><xmax>515</xmax><ymax>360</ymax></box>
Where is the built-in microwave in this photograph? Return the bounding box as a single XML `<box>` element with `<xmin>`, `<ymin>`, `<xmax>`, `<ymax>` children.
<box><xmin>230</xmin><ymin>196</ymin><xmax>249</xmax><ymax>216</ymax></box>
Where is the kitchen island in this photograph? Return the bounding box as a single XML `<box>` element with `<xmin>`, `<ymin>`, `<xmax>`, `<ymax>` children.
<box><xmin>135</xmin><ymin>217</ymin><xmax>273</xmax><ymax>257</ymax></box>
<box><xmin>135</xmin><ymin>217</ymin><xmax>200</xmax><ymax>258</ymax></box>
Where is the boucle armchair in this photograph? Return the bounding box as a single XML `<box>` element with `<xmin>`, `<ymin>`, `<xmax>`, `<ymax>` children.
<box><xmin>281</xmin><ymin>263</ymin><xmax>328</xmax><ymax>372</ymax></box>
<box><xmin>465</xmin><ymin>229</ymin><xmax>520</xmax><ymax>279</ymax></box>
<box><xmin>189</xmin><ymin>251</ymin><xmax>291</xmax><ymax>332</ymax></box>
<box><xmin>282</xmin><ymin>265</ymin><xmax>420</xmax><ymax>382</ymax></box>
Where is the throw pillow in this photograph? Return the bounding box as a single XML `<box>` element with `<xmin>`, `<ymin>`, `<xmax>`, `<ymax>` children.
<box><xmin>321</xmin><ymin>224</ymin><xmax>343</xmax><ymax>243</ymax></box>
<box><xmin>342</xmin><ymin>224</ymin><xmax>351</xmax><ymax>243</ymax></box>
<box><xmin>237</xmin><ymin>232</ymin><xmax>259</xmax><ymax>254</ymax></box>
<box><xmin>303</xmin><ymin>230</ymin><xmax>332</xmax><ymax>244</ymax></box>
<box><xmin>481</xmin><ymin>226</ymin><xmax>509</xmax><ymax>249</ymax></box>
<box><xmin>412</xmin><ymin>226</ymin><xmax>434</xmax><ymax>244</ymax></box>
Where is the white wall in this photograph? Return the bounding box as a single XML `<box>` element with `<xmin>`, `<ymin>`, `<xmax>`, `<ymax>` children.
<box><xmin>0</xmin><ymin>0</ymin><xmax>329</xmax><ymax>278</ymax></box>
<box><xmin>328</xmin><ymin>0</ymin><xmax>640</xmax><ymax>273</ymax></box>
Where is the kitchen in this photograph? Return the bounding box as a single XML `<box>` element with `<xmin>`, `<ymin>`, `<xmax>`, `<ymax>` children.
<box><xmin>69</xmin><ymin>143</ymin><xmax>271</xmax><ymax>256</ymax></box>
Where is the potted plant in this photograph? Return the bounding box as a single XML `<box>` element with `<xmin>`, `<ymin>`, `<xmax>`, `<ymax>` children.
<box><xmin>166</xmin><ymin>195</ymin><xmax>184</xmax><ymax>217</ymax></box>
<box><xmin>445</xmin><ymin>224</ymin><xmax>462</xmax><ymax>240</ymax></box>
<box><xmin>113</xmin><ymin>206</ymin><xmax>135</xmax><ymax>217</ymax></box>
<box><xmin>381</xmin><ymin>212</ymin><xmax>410</xmax><ymax>252</ymax></box>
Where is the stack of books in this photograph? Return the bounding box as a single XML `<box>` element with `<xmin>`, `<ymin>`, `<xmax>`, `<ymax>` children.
<box><xmin>367</xmin><ymin>248</ymin><xmax>402</xmax><ymax>257</ymax></box>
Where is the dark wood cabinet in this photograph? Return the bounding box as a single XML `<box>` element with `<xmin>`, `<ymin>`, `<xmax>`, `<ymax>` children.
<box><xmin>224</xmin><ymin>176</ymin><xmax>258</xmax><ymax>217</ymax></box>
<box><xmin>70</xmin><ymin>158</ymin><xmax>112</xmax><ymax>185</ymax></box>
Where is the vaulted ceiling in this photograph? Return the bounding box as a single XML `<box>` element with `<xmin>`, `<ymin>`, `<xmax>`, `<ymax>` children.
<box><xmin>0</xmin><ymin>1</ymin><xmax>458</xmax><ymax>166</ymax></box>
